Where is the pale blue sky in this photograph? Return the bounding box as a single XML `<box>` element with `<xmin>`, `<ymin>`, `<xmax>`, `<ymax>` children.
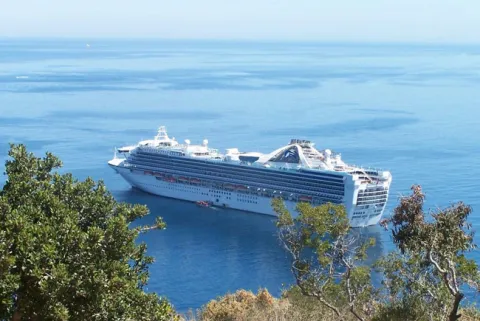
<box><xmin>0</xmin><ymin>0</ymin><xmax>477</xmax><ymax>43</ymax></box>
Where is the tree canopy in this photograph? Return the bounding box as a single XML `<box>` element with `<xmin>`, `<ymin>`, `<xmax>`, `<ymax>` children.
<box><xmin>376</xmin><ymin>185</ymin><xmax>480</xmax><ymax>321</ymax></box>
<box><xmin>273</xmin><ymin>199</ymin><xmax>376</xmax><ymax>321</ymax></box>
<box><xmin>274</xmin><ymin>187</ymin><xmax>480</xmax><ymax>321</ymax></box>
<box><xmin>0</xmin><ymin>144</ymin><xmax>176</xmax><ymax>321</ymax></box>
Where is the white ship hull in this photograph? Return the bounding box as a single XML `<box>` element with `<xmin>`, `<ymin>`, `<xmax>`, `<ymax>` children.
<box><xmin>112</xmin><ymin>165</ymin><xmax>385</xmax><ymax>228</ymax></box>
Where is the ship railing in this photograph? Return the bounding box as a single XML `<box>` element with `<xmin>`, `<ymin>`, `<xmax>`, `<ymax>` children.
<box><xmin>128</xmin><ymin>164</ymin><xmax>344</xmax><ymax>199</ymax></box>
<box><xmin>129</xmin><ymin>154</ymin><xmax>346</xmax><ymax>187</ymax></box>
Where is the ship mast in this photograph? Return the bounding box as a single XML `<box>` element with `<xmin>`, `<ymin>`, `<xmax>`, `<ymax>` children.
<box><xmin>155</xmin><ymin>126</ymin><xmax>169</xmax><ymax>141</ymax></box>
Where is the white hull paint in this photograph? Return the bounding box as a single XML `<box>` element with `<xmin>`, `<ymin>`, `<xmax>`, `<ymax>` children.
<box><xmin>112</xmin><ymin>165</ymin><xmax>384</xmax><ymax>227</ymax></box>
<box><xmin>114</xmin><ymin>166</ymin><xmax>299</xmax><ymax>216</ymax></box>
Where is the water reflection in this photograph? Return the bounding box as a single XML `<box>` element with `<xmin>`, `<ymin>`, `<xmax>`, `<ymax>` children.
<box><xmin>113</xmin><ymin>188</ymin><xmax>387</xmax><ymax>310</ymax></box>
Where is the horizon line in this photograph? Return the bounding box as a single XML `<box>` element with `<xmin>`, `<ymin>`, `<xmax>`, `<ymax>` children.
<box><xmin>1</xmin><ymin>35</ymin><xmax>480</xmax><ymax>47</ymax></box>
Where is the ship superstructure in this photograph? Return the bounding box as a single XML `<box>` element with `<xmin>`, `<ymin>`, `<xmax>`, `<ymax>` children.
<box><xmin>108</xmin><ymin>126</ymin><xmax>392</xmax><ymax>227</ymax></box>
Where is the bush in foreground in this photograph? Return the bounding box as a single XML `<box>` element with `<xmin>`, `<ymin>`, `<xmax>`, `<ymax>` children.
<box><xmin>0</xmin><ymin>145</ymin><xmax>177</xmax><ymax>321</ymax></box>
<box><xmin>195</xmin><ymin>289</ymin><xmax>284</xmax><ymax>321</ymax></box>
<box><xmin>191</xmin><ymin>288</ymin><xmax>347</xmax><ymax>321</ymax></box>
<box><xmin>189</xmin><ymin>288</ymin><xmax>480</xmax><ymax>321</ymax></box>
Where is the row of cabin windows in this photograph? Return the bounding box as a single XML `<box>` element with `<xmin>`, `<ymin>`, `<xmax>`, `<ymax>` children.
<box><xmin>238</xmin><ymin>199</ymin><xmax>258</xmax><ymax>204</ymax></box>
<box><xmin>129</xmin><ymin>158</ymin><xmax>344</xmax><ymax>197</ymax></box>
<box><xmin>239</xmin><ymin>194</ymin><xmax>257</xmax><ymax>200</ymax></box>
<box><xmin>209</xmin><ymin>189</ymin><xmax>231</xmax><ymax>195</ymax></box>
<box><xmin>133</xmin><ymin>169</ymin><xmax>343</xmax><ymax>205</ymax></box>
<box><xmin>357</xmin><ymin>196</ymin><xmax>388</xmax><ymax>201</ymax></box>
<box><xmin>358</xmin><ymin>191</ymin><xmax>388</xmax><ymax>196</ymax></box>
<box><xmin>131</xmin><ymin>158</ymin><xmax>345</xmax><ymax>194</ymax></box>
<box><xmin>145</xmin><ymin>171</ymin><xmax>343</xmax><ymax>204</ymax></box>
<box><xmin>131</xmin><ymin>156</ymin><xmax>345</xmax><ymax>192</ymax></box>
<box><xmin>135</xmin><ymin>181</ymin><xmax>340</xmax><ymax>207</ymax></box>
<box><xmin>140</xmin><ymin>183</ymin><xmax>201</xmax><ymax>193</ymax></box>
<box><xmin>134</xmin><ymin>151</ymin><xmax>345</xmax><ymax>184</ymax></box>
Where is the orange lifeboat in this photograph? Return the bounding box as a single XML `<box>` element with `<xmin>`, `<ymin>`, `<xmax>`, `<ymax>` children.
<box><xmin>196</xmin><ymin>200</ymin><xmax>212</xmax><ymax>207</ymax></box>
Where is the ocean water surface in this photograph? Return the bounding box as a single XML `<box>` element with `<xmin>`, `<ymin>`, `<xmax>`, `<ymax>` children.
<box><xmin>0</xmin><ymin>39</ymin><xmax>479</xmax><ymax>310</ymax></box>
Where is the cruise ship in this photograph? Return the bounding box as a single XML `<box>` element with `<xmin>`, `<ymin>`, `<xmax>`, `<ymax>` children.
<box><xmin>108</xmin><ymin>126</ymin><xmax>392</xmax><ymax>227</ymax></box>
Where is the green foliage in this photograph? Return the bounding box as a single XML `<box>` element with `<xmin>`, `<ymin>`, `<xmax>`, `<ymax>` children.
<box><xmin>377</xmin><ymin>185</ymin><xmax>480</xmax><ymax>321</ymax></box>
<box><xmin>0</xmin><ymin>144</ymin><xmax>177</xmax><ymax>321</ymax></box>
<box><xmin>371</xmin><ymin>294</ymin><xmax>440</xmax><ymax>321</ymax></box>
<box><xmin>273</xmin><ymin>198</ymin><xmax>375</xmax><ymax>321</ymax></box>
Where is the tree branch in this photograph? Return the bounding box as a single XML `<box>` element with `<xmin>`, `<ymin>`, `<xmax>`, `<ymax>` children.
<box><xmin>342</xmin><ymin>257</ymin><xmax>364</xmax><ymax>321</ymax></box>
<box><xmin>316</xmin><ymin>295</ymin><xmax>342</xmax><ymax>318</ymax></box>
<box><xmin>427</xmin><ymin>250</ymin><xmax>446</xmax><ymax>274</ymax></box>
<box><xmin>449</xmin><ymin>293</ymin><xmax>464</xmax><ymax>321</ymax></box>
<box><xmin>428</xmin><ymin>250</ymin><xmax>457</xmax><ymax>296</ymax></box>
<box><xmin>447</xmin><ymin>259</ymin><xmax>460</xmax><ymax>293</ymax></box>
<box><xmin>350</xmin><ymin>306</ymin><xmax>365</xmax><ymax>321</ymax></box>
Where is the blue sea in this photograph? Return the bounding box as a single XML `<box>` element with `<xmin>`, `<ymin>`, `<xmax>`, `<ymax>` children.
<box><xmin>1</xmin><ymin>39</ymin><xmax>479</xmax><ymax>310</ymax></box>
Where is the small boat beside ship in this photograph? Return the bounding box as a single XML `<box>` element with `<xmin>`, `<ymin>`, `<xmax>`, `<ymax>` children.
<box><xmin>196</xmin><ymin>200</ymin><xmax>213</xmax><ymax>207</ymax></box>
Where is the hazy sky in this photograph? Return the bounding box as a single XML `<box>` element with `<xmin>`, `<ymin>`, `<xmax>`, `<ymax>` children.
<box><xmin>0</xmin><ymin>0</ymin><xmax>478</xmax><ymax>42</ymax></box>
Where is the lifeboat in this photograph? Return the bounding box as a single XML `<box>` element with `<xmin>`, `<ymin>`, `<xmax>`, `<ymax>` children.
<box><xmin>299</xmin><ymin>196</ymin><xmax>313</xmax><ymax>202</ymax></box>
<box><xmin>236</xmin><ymin>185</ymin><xmax>248</xmax><ymax>191</ymax></box>
<box><xmin>178</xmin><ymin>177</ymin><xmax>189</xmax><ymax>182</ymax></box>
<box><xmin>154</xmin><ymin>172</ymin><xmax>164</xmax><ymax>177</ymax></box>
<box><xmin>190</xmin><ymin>178</ymin><xmax>201</xmax><ymax>184</ymax></box>
<box><xmin>224</xmin><ymin>184</ymin><xmax>235</xmax><ymax>189</ymax></box>
<box><xmin>196</xmin><ymin>200</ymin><xmax>212</xmax><ymax>207</ymax></box>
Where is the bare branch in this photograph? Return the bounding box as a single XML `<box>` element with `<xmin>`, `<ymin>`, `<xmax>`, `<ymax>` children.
<box><xmin>350</xmin><ymin>306</ymin><xmax>365</xmax><ymax>321</ymax></box>
<box><xmin>428</xmin><ymin>250</ymin><xmax>456</xmax><ymax>296</ymax></box>
<box><xmin>427</xmin><ymin>250</ymin><xmax>446</xmax><ymax>274</ymax></box>
<box><xmin>316</xmin><ymin>296</ymin><xmax>342</xmax><ymax>318</ymax></box>
<box><xmin>447</xmin><ymin>259</ymin><xmax>460</xmax><ymax>293</ymax></box>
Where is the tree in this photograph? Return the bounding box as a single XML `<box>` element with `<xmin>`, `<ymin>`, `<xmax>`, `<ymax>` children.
<box><xmin>273</xmin><ymin>198</ymin><xmax>376</xmax><ymax>321</ymax></box>
<box><xmin>0</xmin><ymin>144</ymin><xmax>177</xmax><ymax>321</ymax></box>
<box><xmin>377</xmin><ymin>185</ymin><xmax>480</xmax><ymax>321</ymax></box>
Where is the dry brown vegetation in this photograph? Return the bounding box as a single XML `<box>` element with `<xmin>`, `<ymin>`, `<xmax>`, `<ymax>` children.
<box><xmin>179</xmin><ymin>289</ymin><xmax>480</xmax><ymax>321</ymax></box>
